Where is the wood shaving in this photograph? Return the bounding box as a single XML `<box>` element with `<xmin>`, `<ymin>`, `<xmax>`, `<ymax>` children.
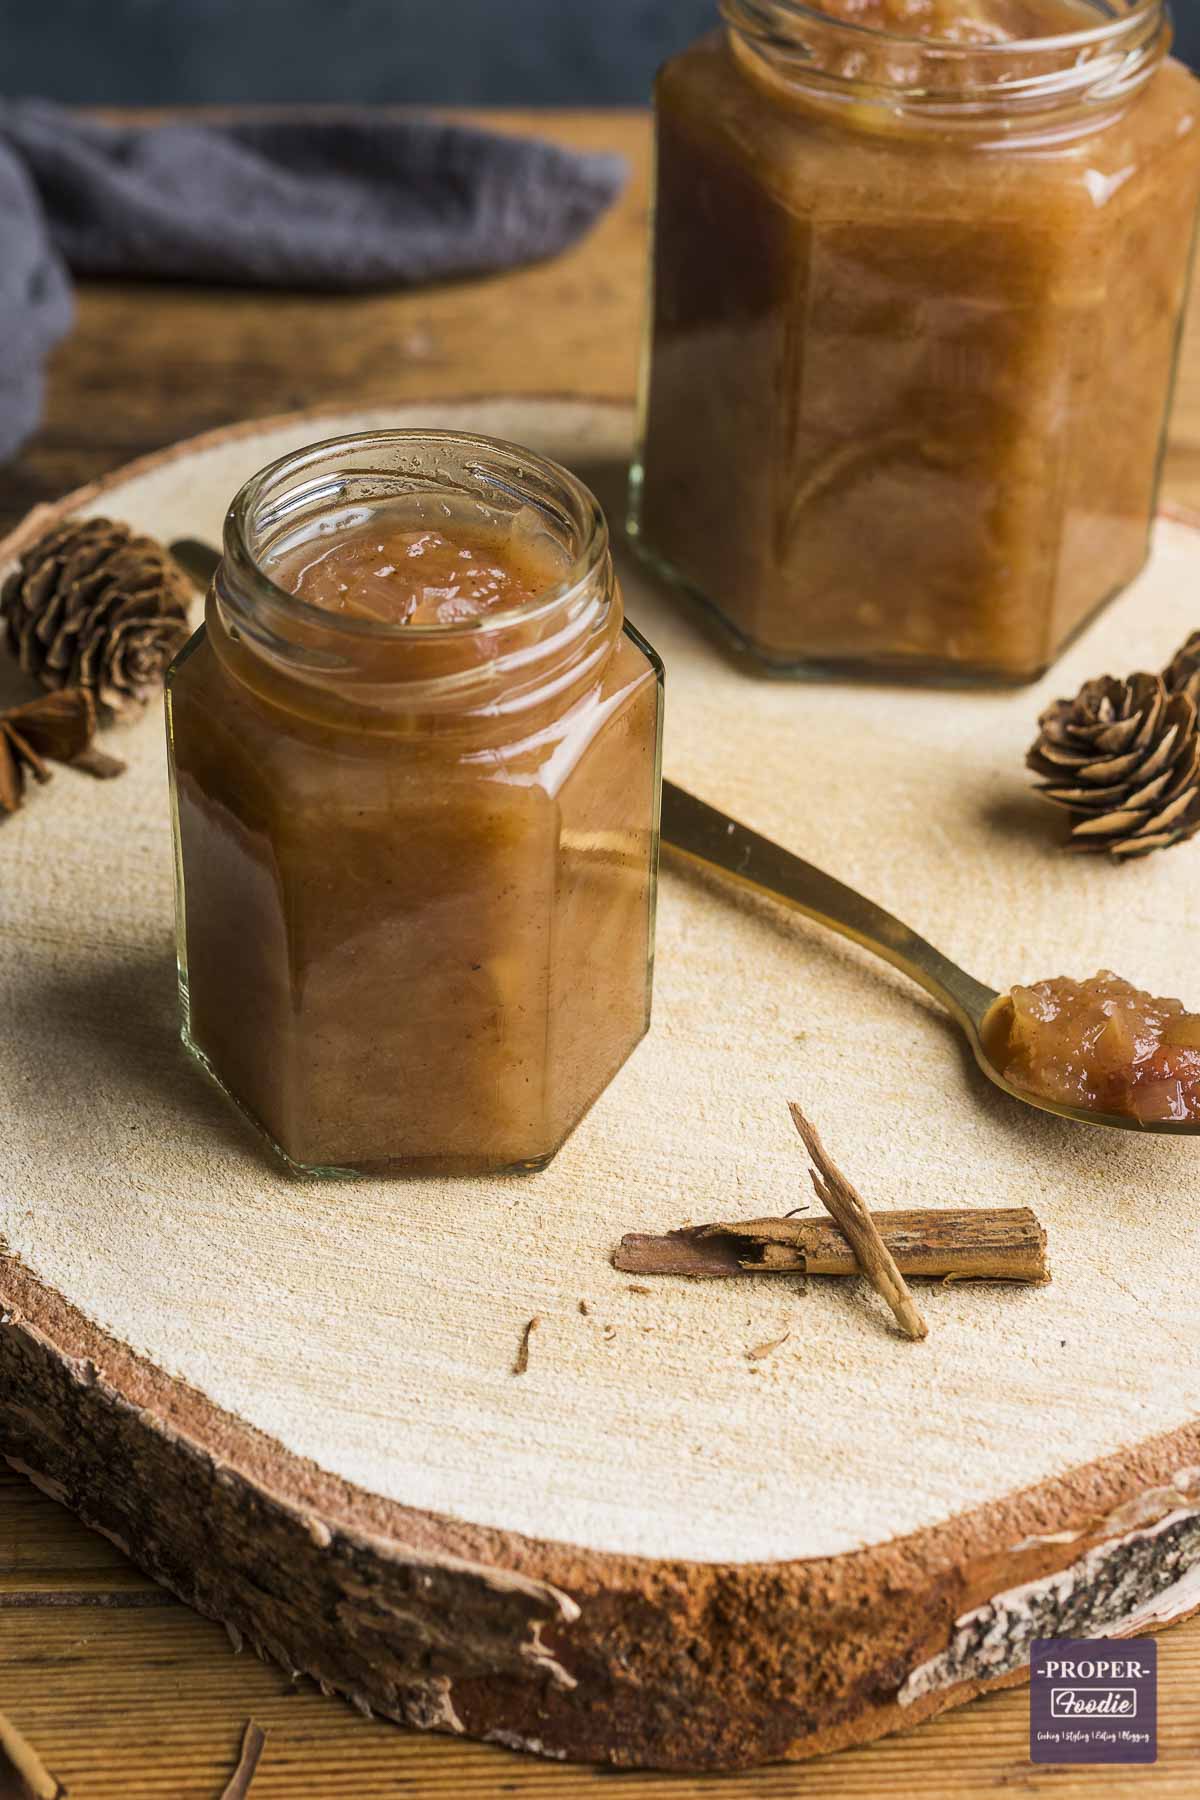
<box><xmin>0</xmin><ymin>1708</ymin><xmax>65</xmax><ymax>1800</ymax></box>
<box><xmin>219</xmin><ymin>1721</ymin><xmax>266</xmax><ymax>1800</ymax></box>
<box><xmin>512</xmin><ymin>1317</ymin><xmax>539</xmax><ymax>1376</ymax></box>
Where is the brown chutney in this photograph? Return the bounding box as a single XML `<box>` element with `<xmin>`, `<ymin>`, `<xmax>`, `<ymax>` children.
<box><xmin>166</xmin><ymin>432</ymin><xmax>664</xmax><ymax>1175</ymax></box>
<box><xmin>631</xmin><ymin>0</ymin><xmax>1200</xmax><ymax>682</ymax></box>
<box><xmin>985</xmin><ymin>969</ymin><xmax>1200</xmax><ymax>1122</ymax></box>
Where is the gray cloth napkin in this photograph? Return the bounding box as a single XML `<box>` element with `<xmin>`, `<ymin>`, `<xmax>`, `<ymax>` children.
<box><xmin>0</xmin><ymin>101</ymin><xmax>627</xmax><ymax>462</ymax></box>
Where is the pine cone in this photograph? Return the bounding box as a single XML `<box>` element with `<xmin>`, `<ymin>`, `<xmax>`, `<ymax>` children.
<box><xmin>1165</xmin><ymin>629</ymin><xmax>1200</xmax><ymax>703</ymax></box>
<box><xmin>1027</xmin><ymin>671</ymin><xmax>1200</xmax><ymax>859</ymax></box>
<box><xmin>1</xmin><ymin>517</ymin><xmax>192</xmax><ymax>717</ymax></box>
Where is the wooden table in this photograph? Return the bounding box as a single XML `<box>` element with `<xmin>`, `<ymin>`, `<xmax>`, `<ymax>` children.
<box><xmin>4</xmin><ymin>108</ymin><xmax>1200</xmax><ymax>1798</ymax></box>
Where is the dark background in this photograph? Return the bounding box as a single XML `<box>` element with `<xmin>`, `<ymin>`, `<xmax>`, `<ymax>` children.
<box><xmin>1</xmin><ymin>0</ymin><xmax>714</xmax><ymax>106</ymax></box>
<box><xmin>2</xmin><ymin>0</ymin><xmax>1196</xmax><ymax>105</ymax></box>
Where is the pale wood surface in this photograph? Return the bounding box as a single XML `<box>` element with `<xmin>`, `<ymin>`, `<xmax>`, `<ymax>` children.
<box><xmin>14</xmin><ymin>397</ymin><xmax>1200</xmax><ymax>1572</ymax></box>
<box><xmin>3</xmin><ymin>105</ymin><xmax>1200</xmax><ymax>1794</ymax></box>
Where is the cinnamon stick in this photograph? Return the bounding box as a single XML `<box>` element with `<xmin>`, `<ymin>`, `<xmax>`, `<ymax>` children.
<box><xmin>789</xmin><ymin>1104</ymin><xmax>927</xmax><ymax>1339</ymax></box>
<box><xmin>614</xmin><ymin>1207</ymin><xmax>1048</xmax><ymax>1284</ymax></box>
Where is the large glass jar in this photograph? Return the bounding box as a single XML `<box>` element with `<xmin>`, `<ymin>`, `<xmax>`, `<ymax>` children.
<box><xmin>630</xmin><ymin>0</ymin><xmax>1200</xmax><ymax>683</ymax></box>
<box><xmin>166</xmin><ymin>431</ymin><xmax>663</xmax><ymax>1176</ymax></box>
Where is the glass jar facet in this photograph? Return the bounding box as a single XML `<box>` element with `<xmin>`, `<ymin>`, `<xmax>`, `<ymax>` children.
<box><xmin>167</xmin><ymin>431</ymin><xmax>664</xmax><ymax>1175</ymax></box>
<box><xmin>630</xmin><ymin>1</ymin><xmax>1200</xmax><ymax>683</ymax></box>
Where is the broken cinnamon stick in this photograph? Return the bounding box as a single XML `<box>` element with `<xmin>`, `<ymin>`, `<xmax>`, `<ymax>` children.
<box><xmin>615</xmin><ymin>1207</ymin><xmax>1048</xmax><ymax>1284</ymax></box>
<box><xmin>789</xmin><ymin>1104</ymin><xmax>927</xmax><ymax>1339</ymax></box>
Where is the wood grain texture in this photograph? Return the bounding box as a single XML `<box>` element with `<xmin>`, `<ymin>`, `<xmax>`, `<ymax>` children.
<box><xmin>2</xmin><ymin>104</ymin><xmax>1200</xmax><ymax>1795</ymax></box>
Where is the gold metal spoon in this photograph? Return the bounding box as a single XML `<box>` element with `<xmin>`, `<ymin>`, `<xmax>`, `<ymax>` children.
<box><xmin>168</xmin><ymin>540</ymin><xmax>1191</xmax><ymax>1138</ymax></box>
<box><xmin>662</xmin><ymin>780</ymin><xmax>1196</xmax><ymax>1138</ymax></box>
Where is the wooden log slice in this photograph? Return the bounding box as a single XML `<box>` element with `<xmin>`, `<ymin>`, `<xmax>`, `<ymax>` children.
<box><xmin>3</xmin><ymin>398</ymin><xmax>1200</xmax><ymax>1771</ymax></box>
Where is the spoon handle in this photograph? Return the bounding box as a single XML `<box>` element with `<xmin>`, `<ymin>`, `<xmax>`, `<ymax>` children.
<box><xmin>660</xmin><ymin>781</ymin><xmax>997</xmax><ymax>1032</ymax></box>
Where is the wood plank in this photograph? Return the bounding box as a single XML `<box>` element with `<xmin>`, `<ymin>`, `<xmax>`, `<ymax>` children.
<box><xmin>0</xmin><ymin>1469</ymin><xmax>158</xmax><ymax>1596</ymax></box>
<box><xmin>2</xmin><ymin>1561</ymin><xmax>1200</xmax><ymax>1797</ymax></box>
<box><xmin>0</xmin><ymin>109</ymin><xmax>649</xmax><ymax>540</ymax></box>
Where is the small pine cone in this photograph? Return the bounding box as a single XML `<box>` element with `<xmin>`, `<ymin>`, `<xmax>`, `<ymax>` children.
<box><xmin>1027</xmin><ymin>671</ymin><xmax>1200</xmax><ymax>859</ymax></box>
<box><xmin>1</xmin><ymin>516</ymin><xmax>192</xmax><ymax>717</ymax></box>
<box><xmin>1165</xmin><ymin>629</ymin><xmax>1200</xmax><ymax>703</ymax></box>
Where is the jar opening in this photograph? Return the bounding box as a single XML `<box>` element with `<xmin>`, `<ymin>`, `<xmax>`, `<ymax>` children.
<box><xmin>722</xmin><ymin>0</ymin><xmax>1169</xmax><ymax>114</ymax></box>
<box><xmin>213</xmin><ymin>428</ymin><xmax>619</xmax><ymax>720</ymax></box>
<box><xmin>224</xmin><ymin>428</ymin><xmax>608</xmax><ymax>642</ymax></box>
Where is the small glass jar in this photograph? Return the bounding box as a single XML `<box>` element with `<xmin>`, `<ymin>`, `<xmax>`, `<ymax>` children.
<box><xmin>630</xmin><ymin>0</ymin><xmax>1200</xmax><ymax>683</ymax></box>
<box><xmin>166</xmin><ymin>431</ymin><xmax>664</xmax><ymax>1176</ymax></box>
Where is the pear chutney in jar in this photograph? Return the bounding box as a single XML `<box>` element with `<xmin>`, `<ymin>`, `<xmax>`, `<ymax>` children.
<box><xmin>167</xmin><ymin>431</ymin><xmax>663</xmax><ymax>1176</ymax></box>
<box><xmin>631</xmin><ymin>0</ymin><xmax>1200</xmax><ymax>682</ymax></box>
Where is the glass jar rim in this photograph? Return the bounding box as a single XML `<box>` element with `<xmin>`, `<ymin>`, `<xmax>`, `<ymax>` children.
<box><xmin>223</xmin><ymin>426</ymin><xmax>609</xmax><ymax>643</ymax></box>
<box><xmin>721</xmin><ymin>0</ymin><xmax>1170</xmax><ymax>113</ymax></box>
<box><xmin>723</xmin><ymin>0</ymin><xmax>1163</xmax><ymax>54</ymax></box>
